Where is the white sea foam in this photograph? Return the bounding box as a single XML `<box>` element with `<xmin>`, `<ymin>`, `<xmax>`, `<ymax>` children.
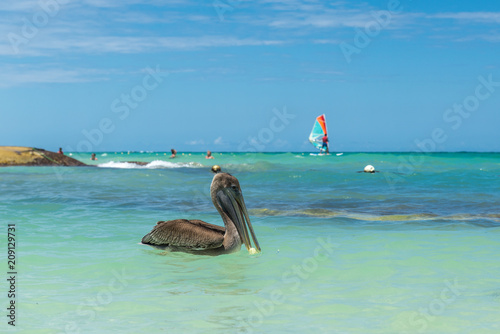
<box><xmin>97</xmin><ymin>160</ymin><xmax>203</xmax><ymax>169</ymax></box>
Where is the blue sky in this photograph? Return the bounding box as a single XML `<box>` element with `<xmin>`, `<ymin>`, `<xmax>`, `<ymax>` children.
<box><xmin>0</xmin><ymin>0</ymin><xmax>499</xmax><ymax>152</ymax></box>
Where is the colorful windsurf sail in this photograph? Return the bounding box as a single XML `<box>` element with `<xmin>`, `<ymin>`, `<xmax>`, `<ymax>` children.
<box><xmin>309</xmin><ymin>114</ymin><xmax>328</xmax><ymax>151</ymax></box>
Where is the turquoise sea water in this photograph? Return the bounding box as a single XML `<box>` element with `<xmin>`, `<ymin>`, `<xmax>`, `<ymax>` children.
<box><xmin>1</xmin><ymin>152</ymin><xmax>499</xmax><ymax>333</ymax></box>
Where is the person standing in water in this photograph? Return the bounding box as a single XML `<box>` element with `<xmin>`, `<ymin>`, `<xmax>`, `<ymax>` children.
<box><xmin>205</xmin><ymin>150</ymin><xmax>214</xmax><ymax>159</ymax></box>
<box><xmin>58</xmin><ymin>148</ymin><xmax>64</xmax><ymax>154</ymax></box>
<box><xmin>170</xmin><ymin>148</ymin><xmax>177</xmax><ymax>158</ymax></box>
<box><xmin>91</xmin><ymin>153</ymin><xmax>98</xmax><ymax>161</ymax></box>
<box><xmin>321</xmin><ymin>134</ymin><xmax>329</xmax><ymax>154</ymax></box>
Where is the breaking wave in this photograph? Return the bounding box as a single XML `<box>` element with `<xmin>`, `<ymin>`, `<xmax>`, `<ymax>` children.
<box><xmin>97</xmin><ymin>160</ymin><xmax>204</xmax><ymax>169</ymax></box>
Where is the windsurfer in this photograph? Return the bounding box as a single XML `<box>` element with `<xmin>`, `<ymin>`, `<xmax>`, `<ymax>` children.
<box><xmin>309</xmin><ymin>114</ymin><xmax>330</xmax><ymax>154</ymax></box>
<box><xmin>321</xmin><ymin>134</ymin><xmax>329</xmax><ymax>154</ymax></box>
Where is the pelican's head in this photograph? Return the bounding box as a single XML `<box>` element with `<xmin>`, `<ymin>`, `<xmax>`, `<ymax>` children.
<box><xmin>211</xmin><ymin>165</ymin><xmax>221</xmax><ymax>173</ymax></box>
<box><xmin>211</xmin><ymin>172</ymin><xmax>261</xmax><ymax>254</ymax></box>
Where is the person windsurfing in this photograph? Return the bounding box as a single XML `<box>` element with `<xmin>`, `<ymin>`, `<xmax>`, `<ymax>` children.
<box><xmin>321</xmin><ymin>133</ymin><xmax>329</xmax><ymax>154</ymax></box>
<box><xmin>309</xmin><ymin>114</ymin><xmax>330</xmax><ymax>155</ymax></box>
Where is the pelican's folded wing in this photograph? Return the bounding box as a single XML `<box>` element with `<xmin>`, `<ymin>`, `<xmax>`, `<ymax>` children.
<box><xmin>141</xmin><ymin>219</ymin><xmax>225</xmax><ymax>250</ymax></box>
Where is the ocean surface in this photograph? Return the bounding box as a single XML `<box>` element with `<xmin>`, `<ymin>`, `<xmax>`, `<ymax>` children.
<box><xmin>1</xmin><ymin>152</ymin><xmax>499</xmax><ymax>333</ymax></box>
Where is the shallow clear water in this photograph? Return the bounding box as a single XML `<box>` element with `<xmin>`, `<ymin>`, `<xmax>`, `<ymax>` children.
<box><xmin>1</xmin><ymin>152</ymin><xmax>499</xmax><ymax>333</ymax></box>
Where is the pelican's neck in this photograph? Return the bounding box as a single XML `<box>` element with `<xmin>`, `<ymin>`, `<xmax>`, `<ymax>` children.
<box><xmin>211</xmin><ymin>192</ymin><xmax>241</xmax><ymax>252</ymax></box>
<box><xmin>211</xmin><ymin>174</ymin><xmax>243</xmax><ymax>253</ymax></box>
<box><xmin>221</xmin><ymin>213</ymin><xmax>242</xmax><ymax>252</ymax></box>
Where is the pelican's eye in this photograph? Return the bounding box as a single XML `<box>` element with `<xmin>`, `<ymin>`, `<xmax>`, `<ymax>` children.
<box><xmin>231</xmin><ymin>185</ymin><xmax>239</xmax><ymax>193</ymax></box>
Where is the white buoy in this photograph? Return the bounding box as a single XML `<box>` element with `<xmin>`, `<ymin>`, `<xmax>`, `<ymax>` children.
<box><xmin>364</xmin><ymin>165</ymin><xmax>375</xmax><ymax>173</ymax></box>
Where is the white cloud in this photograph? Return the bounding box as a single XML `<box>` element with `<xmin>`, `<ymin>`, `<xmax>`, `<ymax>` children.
<box><xmin>428</xmin><ymin>12</ymin><xmax>500</xmax><ymax>24</ymax></box>
<box><xmin>185</xmin><ymin>139</ymin><xmax>205</xmax><ymax>146</ymax></box>
<box><xmin>453</xmin><ymin>34</ymin><xmax>500</xmax><ymax>43</ymax></box>
<box><xmin>268</xmin><ymin>12</ymin><xmax>373</xmax><ymax>29</ymax></box>
<box><xmin>2</xmin><ymin>34</ymin><xmax>285</xmax><ymax>57</ymax></box>
<box><xmin>272</xmin><ymin>138</ymin><xmax>289</xmax><ymax>148</ymax></box>
<box><xmin>238</xmin><ymin>1</ymin><xmax>419</xmax><ymax>30</ymax></box>
<box><xmin>214</xmin><ymin>136</ymin><xmax>224</xmax><ymax>145</ymax></box>
<box><xmin>308</xmin><ymin>69</ymin><xmax>343</xmax><ymax>75</ymax></box>
<box><xmin>80</xmin><ymin>0</ymin><xmax>191</xmax><ymax>8</ymax></box>
<box><xmin>313</xmin><ymin>39</ymin><xmax>339</xmax><ymax>44</ymax></box>
<box><xmin>0</xmin><ymin>65</ymin><xmax>111</xmax><ymax>87</ymax></box>
<box><xmin>0</xmin><ymin>0</ymin><xmax>285</xmax><ymax>58</ymax></box>
<box><xmin>4</xmin><ymin>0</ymin><xmax>500</xmax><ymax>63</ymax></box>
<box><xmin>0</xmin><ymin>1</ymin><xmax>40</xmax><ymax>12</ymax></box>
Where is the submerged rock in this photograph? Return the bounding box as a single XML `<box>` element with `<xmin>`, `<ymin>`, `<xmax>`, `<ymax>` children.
<box><xmin>125</xmin><ymin>161</ymin><xmax>149</xmax><ymax>166</ymax></box>
<box><xmin>0</xmin><ymin>146</ymin><xmax>87</xmax><ymax>166</ymax></box>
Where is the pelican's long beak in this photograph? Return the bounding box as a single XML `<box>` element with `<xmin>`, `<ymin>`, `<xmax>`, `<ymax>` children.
<box><xmin>220</xmin><ymin>188</ymin><xmax>261</xmax><ymax>253</ymax></box>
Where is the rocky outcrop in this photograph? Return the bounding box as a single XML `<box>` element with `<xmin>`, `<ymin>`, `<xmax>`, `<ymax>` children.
<box><xmin>0</xmin><ymin>147</ymin><xmax>87</xmax><ymax>166</ymax></box>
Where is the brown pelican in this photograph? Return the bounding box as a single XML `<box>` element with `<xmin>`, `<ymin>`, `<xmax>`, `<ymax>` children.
<box><xmin>141</xmin><ymin>172</ymin><xmax>261</xmax><ymax>255</ymax></box>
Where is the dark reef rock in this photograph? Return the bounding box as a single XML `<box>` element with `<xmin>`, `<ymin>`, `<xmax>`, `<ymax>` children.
<box><xmin>0</xmin><ymin>147</ymin><xmax>87</xmax><ymax>167</ymax></box>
